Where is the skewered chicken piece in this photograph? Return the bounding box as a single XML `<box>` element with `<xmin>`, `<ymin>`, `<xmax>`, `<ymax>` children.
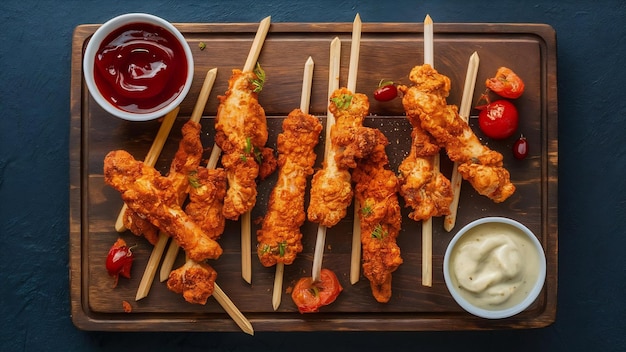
<box><xmin>121</xmin><ymin>120</ymin><xmax>205</xmax><ymax>244</ymax></box>
<box><xmin>352</xmin><ymin>129</ymin><xmax>403</xmax><ymax>303</ymax></box>
<box><xmin>214</xmin><ymin>68</ymin><xmax>276</xmax><ymax>220</ymax></box>
<box><xmin>167</xmin><ymin>167</ymin><xmax>227</xmax><ymax>305</ymax></box>
<box><xmin>397</xmin><ymin>114</ymin><xmax>453</xmax><ymax>221</ymax></box>
<box><xmin>399</xmin><ymin>64</ymin><xmax>515</xmax><ymax>203</ymax></box>
<box><xmin>257</xmin><ymin>108</ymin><xmax>323</xmax><ymax>267</ymax></box>
<box><xmin>184</xmin><ymin>167</ymin><xmax>228</xmax><ymax>241</ymax></box>
<box><xmin>307</xmin><ymin>88</ymin><xmax>377</xmax><ymax>227</ymax></box>
<box><xmin>167</xmin><ymin>259</ymin><xmax>218</xmax><ymax>305</ymax></box>
<box><xmin>103</xmin><ymin>150</ymin><xmax>223</xmax><ymax>262</ymax></box>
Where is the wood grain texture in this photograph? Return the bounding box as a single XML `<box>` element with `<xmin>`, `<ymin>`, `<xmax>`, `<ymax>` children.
<box><xmin>69</xmin><ymin>22</ymin><xmax>557</xmax><ymax>331</ymax></box>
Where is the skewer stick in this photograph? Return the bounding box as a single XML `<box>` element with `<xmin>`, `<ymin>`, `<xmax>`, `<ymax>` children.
<box><xmin>159</xmin><ymin>69</ymin><xmax>218</xmax><ymax>282</ymax></box>
<box><xmin>213</xmin><ymin>283</ymin><xmax>255</xmax><ymax>335</ymax></box>
<box><xmin>243</xmin><ymin>16</ymin><xmax>271</xmax><ymax>72</ymax></box>
<box><xmin>347</xmin><ymin>14</ymin><xmax>361</xmax><ymax>92</ymax></box>
<box><xmin>312</xmin><ymin>37</ymin><xmax>341</xmax><ymax>283</ymax></box>
<box><xmin>114</xmin><ymin>108</ymin><xmax>179</xmax><ymax>232</ymax></box>
<box><xmin>422</xmin><ymin>14</ymin><xmax>434</xmax><ymax>287</ymax></box>
<box><xmin>444</xmin><ymin>52</ymin><xmax>480</xmax><ymax>232</ymax></box>
<box><xmin>136</xmin><ymin>232</ymin><xmax>170</xmax><ymax>301</ymax></box>
<box><xmin>241</xmin><ymin>16</ymin><xmax>272</xmax><ymax>284</ymax></box>
<box><xmin>272</xmin><ymin>56</ymin><xmax>315</xmax><ymax>310</ymax></box>
<box><xmin>348</xmin><ymin>13</ymin><xmax>363</xmax><ymax>285</ymax></box>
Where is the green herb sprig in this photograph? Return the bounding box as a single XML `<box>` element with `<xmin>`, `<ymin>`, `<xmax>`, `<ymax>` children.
<box><xmin>251</xmin><ymin>62</ymin><xmax>266</xmax><ymax>93</ymax></box>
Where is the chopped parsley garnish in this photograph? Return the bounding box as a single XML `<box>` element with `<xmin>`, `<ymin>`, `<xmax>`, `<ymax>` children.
<box><xmin>278</xmin><ymin>241</ymin><xmax>287</xmax><ymax>257</ymax></box>
<box><xmin>331</xmin><ymin>94</ymin><xmax>352</xmax><ymax>110</ymax></box>
<box><xmin>371</xmin><ymin>224</ymin><xmax>387</xmax><ymax>240</ymax></box>
<box><xmin>361</xmin><ymin>201</ymin><xmax>373</xmax><ymax>217</ymax></box>
<box><xmin>241</xmin><ymin>136</ymin><xmax>264</xmax><ymax>164</ymax></box>
<box><xmin>187</xmin><ymin>171</ymin><xmax>201</xmax><ymax>188</ymax></box>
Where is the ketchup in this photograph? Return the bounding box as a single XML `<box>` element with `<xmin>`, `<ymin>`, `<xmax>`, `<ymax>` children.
<box><xmin>93</xmin><ymin>22</ymin><xmax>188</xmax><ymax>114</ymax></box>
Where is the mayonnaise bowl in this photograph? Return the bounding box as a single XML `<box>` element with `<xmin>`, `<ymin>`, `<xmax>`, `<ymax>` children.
<box><xmin>443</xmin><ymin>217</ymin><xmax>546</xmax><ymax>319</ymax></box>
<box><xmin>83</xmin><ymin>13</ymin><xmax>194</xmax><ymax>121</ymax></box>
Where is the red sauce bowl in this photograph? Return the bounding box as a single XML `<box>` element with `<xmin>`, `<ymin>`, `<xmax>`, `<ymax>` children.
<box><xmin>83</xmin><ymin>13</ymin><xmax>194</xmax><ymax>121</ymax></box>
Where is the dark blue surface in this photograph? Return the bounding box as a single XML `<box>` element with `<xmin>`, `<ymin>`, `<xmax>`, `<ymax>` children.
<box><xmin>1</xmin><ymin>1</ymin><xmax>625</xmax><ymax>351</ymax></box>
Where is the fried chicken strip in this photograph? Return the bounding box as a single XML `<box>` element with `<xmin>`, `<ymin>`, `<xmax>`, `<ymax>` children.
<box><xmin>257</xmin><ymin>109</ymin><xmax>322</xmax><ymax>267</ymax></box>
<box><xmin>307</xmin><ymin>88</ymin><xmax>377</xmax><ymax>227</ymax></box>
<box><xmin>121</xmin><ymin>120</ymin><xmax>204</xmax><ymax>244</ymax></box>
<box><xmin>166</xmin><ymin>167</ymin><xmax>227</xmax><ymax>305</ymax></box>
<box><xmin>399</xmin><ymin>65</ymin><xmax>515</xmax><ymax>202</ymax></box>
<box><xmin>215</xmin><ymin>69</ymin><xmax>274</xmax><ymax>220</ymax></box>
<box><xmin>397</xmin><ymin>114</ymin><xmax>453</xmax><ymax>221</ymax></box>
<box><xmin>104</xmin><ymin>150</ymin><xmax>223</xmax><ymax>262</ymax></box>
<box><xmin>352</xmin><ymin>129</ymin><xmax>403</xmax><ymax>303</ymax></box>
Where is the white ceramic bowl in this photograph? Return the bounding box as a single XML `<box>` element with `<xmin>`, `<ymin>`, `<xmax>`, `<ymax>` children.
<box><xmin>443</xmin><ymin>217</ymin><xmax>546</xmax><ymax>319</ymax></box>
<box><xmin>83</xmin><ymin>13</ymin><xmax>194</xmax><ymax>121</ymax></box>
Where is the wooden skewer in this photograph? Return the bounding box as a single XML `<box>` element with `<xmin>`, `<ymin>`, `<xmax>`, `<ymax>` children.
<box><xmin>348</xmin><ymin>13</ymin><xmax>363</xmax><ymax>285</ymax></box>
<box><xmin>136</xmin><ymin>69</ymin><xmax>218</xmax><ymax>299</ymax></box>
<box><xmin>158</xmin><ymin>69</ymin><xmax>218</xmax><ymax>282</ymax></box>
<box><xmin>272</xmin><ymin>56</ymin><xmax>314</xmax><ymax>310</ymax></box>
<box><xmin>312</xmin><ymin>37</ymin><xmax>341</xmax><ymax>283</ymax></box>
<box><xmin>114</xmin><ymin>107</ymin><xmax>179</xmax><ymax>232</ymax></box>
<box><xmin>213</xmin><ymin>283</ymin><xmax>254</xmax><ymax>335</ymax></box>
<box><xmin>444</xmin><ymin>52</ymin><xmax>480</xmax><ymax>232</ymax></box>
<box><xmin>135</xmin><ymin>232</ymin><xmax>170</xmax><ymax>301</ymax></box>
<box><xmin>422</xmin><ymin>14</ymin><xmax>435</xmax><ymax>287</ymax></box>
<box><xmin>272</xmin><ymin>261</ymin><xmax>285</xmax><ymax>311</ymax></box>
<box><xmin>244</xmin><ymin>16</ymin><xmax>271</xmax><ymax>72</ymax></box>
<box><xmin>241</xmin><ymin>15</ymin><xmax>272</xmax><ymax>284</ymax></box>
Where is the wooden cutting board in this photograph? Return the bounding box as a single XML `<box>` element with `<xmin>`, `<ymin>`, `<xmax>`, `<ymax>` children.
<box><xmin>69</xmin><ymin>21</ymin><xmax>558</xmax><ymax>331</ymax></box>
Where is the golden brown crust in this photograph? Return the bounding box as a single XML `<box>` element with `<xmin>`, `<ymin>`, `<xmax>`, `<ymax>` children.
<box><xmin>307</xmin><ymin>88</ymin><xmax>378</xmax><ymax>228</ymax></box>
<box><xmin>104</xmin><ymin>150</ymin><xmax>223</xmax><ymax>261</ymax></box>
<box><xmin>215</xmin><ymin>69</ymin><xmax>269</xmax><ymax>220</ymax></box>
<box><xmin>397</xmin><ymin>122</ymin><xmax>453</xmax><ymax>221</ymax></box>
<box><xmin>167</xmin><ymin>260</ymin><xmax>217</xmax><ymax>305</ymax></box>
<box><xmin>122</xmin><ymin>209</ymin><xmax>159</xmax><ymax>245</ymax></box>
<box><xmin>185</xmin><ymin>167</ymin><xmax>227</xmax><ymax>240</ymax></box>
<box><xmin>400</xmin><ymin>64</ymin><xmax>515</xmax><ymax>203</ymax></box>
<box><xmin>257</xmin><ymin>109</ymin><xmax>322</xmax><ymax>267</ymax></box>
<box><xmin>352</xmin><ymin>129</ymin><xmax>403</xmax><ymax>303</ymax></box>
<box><xmin>120</xmin><ymin>120</ymin><xmax>204</xmax><ymax>244</ymax></box>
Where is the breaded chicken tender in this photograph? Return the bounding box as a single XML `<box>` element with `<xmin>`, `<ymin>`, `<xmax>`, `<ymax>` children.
<box><xmin>257</xmin><ymin>109</ymin><xmax>322</xmax><ymax>267</ymax></box>
<box><xmin>399</xmin><ymin>64</ymin><xmax>515</xmax><ymax>203</ymax></box>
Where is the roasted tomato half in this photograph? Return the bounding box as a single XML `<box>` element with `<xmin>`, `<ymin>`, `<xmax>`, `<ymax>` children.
<box><xmin>485</xmin><ymin>67</ymin><xmax>525</xmax><ymax>99</ymax></box>
<box><xmin>291</xmin><ymin>268</ymin><xmax>343</xmax><ymax>313</ymax></box>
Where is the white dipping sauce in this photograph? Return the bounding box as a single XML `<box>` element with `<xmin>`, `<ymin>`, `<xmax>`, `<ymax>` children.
<box><xmin>449</xmin><ymin>222</ymin><xmax>541</xmax><ymax>310</ymax></box>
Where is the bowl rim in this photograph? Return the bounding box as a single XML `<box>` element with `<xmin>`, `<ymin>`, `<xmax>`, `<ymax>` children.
<box><xmin>443</xmin><ymin>216</ymin><xmax>547</xmax><ymax>319</ymax></box>
<box><xmin>82</xmin><ymin>13</ymin><xmax>194</xmax><ymax>121</ymax></box>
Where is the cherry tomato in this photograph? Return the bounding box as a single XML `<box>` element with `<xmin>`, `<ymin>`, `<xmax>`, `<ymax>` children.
<box><xmin>291</xmin><ymin>268</ymin><xmax>343</xmax><ymax>313</ymax></box>
<box><xmin>513</xmin><ymin>135</ymin><xmax>529</xmax><ymax>159</ymax></box>
<box><xmin>373</xmin><ymin>80</ymin><xmax>398</xmax><ymax>102</ymax></box>
<box><xmin>478</xmin><ymin>100</ymin><xmax>519</xmax><ymax>139</ymax></box>
<box><xmin>485</xmin><ymin>67</ymin><xmax>525</xmax><ymax>99</ymax></box>
<box><xmin>106</xmin><ymin>238</ymin><xmax>134</xmax><ymax>287</ymax></box>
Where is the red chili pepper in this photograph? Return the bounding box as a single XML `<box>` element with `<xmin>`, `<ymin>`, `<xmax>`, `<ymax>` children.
<box><xmin>513</xmin><ymin>135</ymin><xmax>529</xmax><ymax>159</ymax></box>
<box><xmin>105</xmin><ymin>238</ymin><xmax>134</xmax><ymax>287</ymax></box>
<box><xmin>373</xmin><ymin>80</ymin><xmax>398</xmax><ymax>102</ymax></box>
